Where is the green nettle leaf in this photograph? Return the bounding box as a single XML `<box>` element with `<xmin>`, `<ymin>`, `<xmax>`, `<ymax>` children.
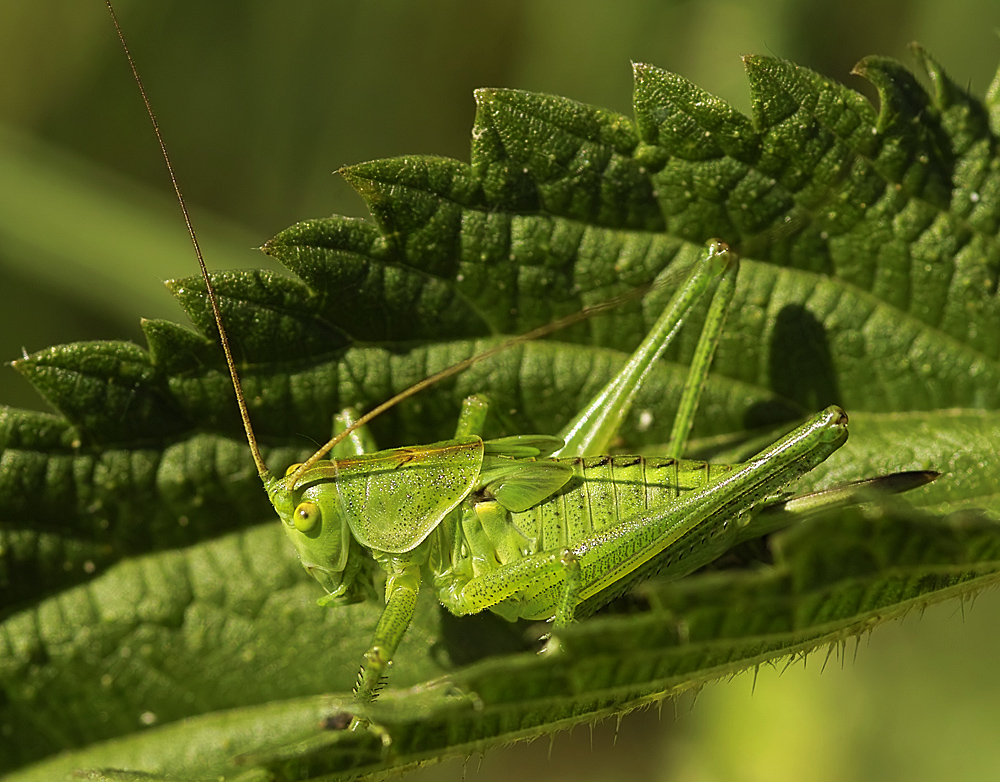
<box><xmin>2</xmin><ymin>45</ymin><xmax>1000</xmax><ymax>781</ymax></box>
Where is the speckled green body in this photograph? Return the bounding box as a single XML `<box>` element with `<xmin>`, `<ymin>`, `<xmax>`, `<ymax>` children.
<box><xmin>271</xmin><ymin>403</ymin><xmax>847</xmax><ymax>703</ymax></box>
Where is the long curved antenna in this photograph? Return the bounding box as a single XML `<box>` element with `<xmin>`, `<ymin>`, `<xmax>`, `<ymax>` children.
<box><xmin>105</xmin><ymin>1</ymin><xmax>269</xmax><ymax>478</ymax></box>
<box><xmin>286</xmin><ymin>283</ymin><xmax>658</xmax><ymax>483</ymax></box>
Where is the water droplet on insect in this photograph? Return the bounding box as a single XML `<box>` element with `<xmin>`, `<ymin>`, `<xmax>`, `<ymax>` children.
<box><xmin>970</xmin><ymin>191</ymin><xmax>980</xmax><ymax>203</ymax></box>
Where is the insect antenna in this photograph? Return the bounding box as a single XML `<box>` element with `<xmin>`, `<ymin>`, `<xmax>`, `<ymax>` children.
<box><xmin>105</xmin><ymin>1</ymin><xmax>269</xmax><ymax>479</ymax></box>
<box><xmin>285</xmin><ymin>276</ymin><xmax>664</xmax><ymax>483</ymax></box>
<box><xmin>105</xmin><ymin>0</ymin><xmax>660</xmax><ymax>492</ymax></box>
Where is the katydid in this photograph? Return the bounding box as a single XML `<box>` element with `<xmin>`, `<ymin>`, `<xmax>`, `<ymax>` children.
<box><xmin>106</xmin><ymin>1</ymin><xmax>936</xmax><ymax>709</ymax></box>
<box><xmin>272</xmin><ymin>243</ymin><xmax>854</xmax><ymax>703</ymax></box>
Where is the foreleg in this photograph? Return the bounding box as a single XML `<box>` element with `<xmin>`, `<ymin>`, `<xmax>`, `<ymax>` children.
<box><xmin>354</xmin><ymin>554</ymin><xmax>422</xmax><ymax>702</ymax></box>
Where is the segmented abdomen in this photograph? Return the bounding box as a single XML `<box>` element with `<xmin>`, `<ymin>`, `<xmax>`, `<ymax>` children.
<box><xmin>510</xmin><ymin>455</ymin><xmax>737</xmax><ymax>553</ymax></box>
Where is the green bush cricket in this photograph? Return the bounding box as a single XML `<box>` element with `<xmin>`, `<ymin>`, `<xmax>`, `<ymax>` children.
<box><xmin>105</xmin><ymin>0</ymin><xmax>938</xmax><ymax>715</ymax></box>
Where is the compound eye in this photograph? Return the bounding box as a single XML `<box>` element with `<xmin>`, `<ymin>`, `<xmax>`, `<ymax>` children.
<box><xmin>285</xmin><ymin>463</ymin><xmax>303</xmax><ymax>477</ymax></box>
<box><xmin>293</xmin><ymin>501</ymin><xmax>321</xmax><ymax>533</ymax></box>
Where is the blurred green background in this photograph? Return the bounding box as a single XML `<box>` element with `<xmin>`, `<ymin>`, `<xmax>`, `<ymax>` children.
<box><xmin>2</xmin><ymin>1</ymin><xmax>999</xmax><ymax>779</ymax></box>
